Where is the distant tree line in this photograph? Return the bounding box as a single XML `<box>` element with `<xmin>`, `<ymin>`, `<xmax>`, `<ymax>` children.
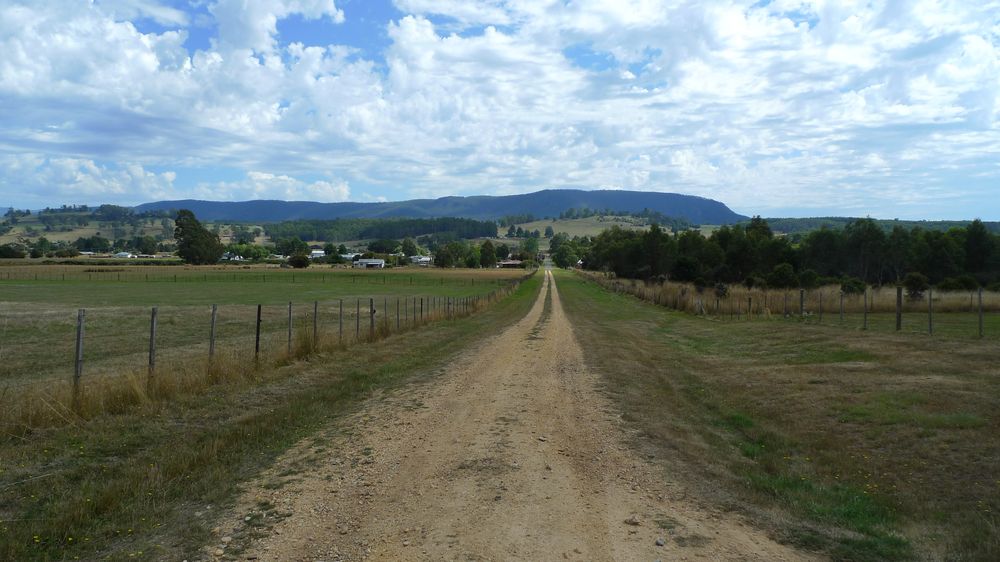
<box><xmin>756</xmin><ymin>217</ymin><xmax>1000</xmax><ymax>237</ymax></box>
<box><xmin>570</xmin><ymin>217</ymin><xmax>1000</xmax><ymax>291</ymax></box>
<box><xmin>264</xmin><ymin>217</ymin><xmax>497</xmax><ymax>243</ymax></box>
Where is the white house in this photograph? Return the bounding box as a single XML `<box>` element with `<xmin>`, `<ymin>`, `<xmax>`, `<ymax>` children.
<box><xmin>354</xmin><ymin>258</ymin><xmax>386</xmax><ymax>269</ymax></box>
<box><xmin>410</xmin><ymin>255</ymin><xmax>432</xmax><ymax>266</ymax></box>
<box><xmin>309</xmin><ymin>249</ymin><xmax>326</xmax><ymax>260</ymax></box>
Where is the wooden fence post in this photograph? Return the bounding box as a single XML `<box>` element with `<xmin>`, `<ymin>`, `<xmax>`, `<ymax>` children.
<box><xmin>978</xmin><ymin>287</ymin><xmax>984</xmax><ymax>338</ymax></box>
<box><xmin>369</xmin><ymin>298</ymin><xmax>375</xmax><ymax>339</ymax></box>
<box><xmin>819</xmin><ymin>292</ymin><xmax>823</xmax><ymax>323</ymax></box>
<box><xmin>420</xmin><ymin>297</ymin><xmax>424</xmax><ymax>323</ymax></box>
<box><xmin>209</xmin><ymin>304</ymin><xmax>218</xmax><ymax>362</ymax></box>
<box><xmin>928</xmin><ymin>288</ymin><xmax>933</xmax><ymax>335</ymax></box>
<box><xmin>355</xmin><ymin>299</ymin><xmax>360</xmax><ymax>340</ymax></box>
<box><xmin>255</xmin><ymin>304</ymin><xmax>262</xmax><ymax>362</ymax></box>
<box><xmin>287</xmin><ymin>302</ymin><xmax>293</xmax><ymax>354</ymax></box>
<box><xmin>863</xmin><ymin>289</ymin><xmax>868</xmax><ymax>331</ymax></box>
<box><xmin>839</xmin><ymin>291</ymin><xmax>844</xmax><ymax>322</ymax></box>
<box><xmin>896</xmin><ymin>286</ymin><xmax>903</xmax><ymax>332</ymax></box>
<box><xmin>73</xmin><ymin>309</ymin><xmax>85</xmax><ymax>409</ymax></box>
<box><xmin>148</xmin><ymin>307</ymin><xmax>158</xmax><ymax>377</ymax></box>
<box><xmin>747</xmin><ymin>296</ymin><xmax>752</xmax><ymax>320</ymax></box>
<box><xmin>799</xmin><ymin>289</ymin><xmax>805</xmax><ymax>318</ymax></box>
<box><xmin>396</xmin><ymin>297</ymin><xmax>400</xmax><ymax>331</ymax></box>
<box><xmin>339</xmin><ymin>299</ymin><xmax>343</xmax><ymax>344</ymax></box>
<box><xmin>313</xmin><ymin>301</ymin><xmax>319</xmax><ymax>346</ymax></box>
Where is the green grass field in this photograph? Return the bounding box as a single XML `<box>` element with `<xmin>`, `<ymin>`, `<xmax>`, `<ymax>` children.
<box><xmin>0</xmin><ymin>266</ymin><xmax>528</xmax><ymax>387</ymax></box>
<box><xmin>556</xmin><ymin>270</ymin><xmax>1000</xmax><ymax>560</ymax></box>
<box><xmin>0</xmin><ymin>272</ymin><xmax>542</xmax><ymax>561</ymax></box>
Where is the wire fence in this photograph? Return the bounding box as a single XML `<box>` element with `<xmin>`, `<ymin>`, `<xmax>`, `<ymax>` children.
<box><xmin>0</xmin><ymin>272</ymin><xmax>535</xmax><ymax>399</ymax></box>
<box><xmin>579</xmin><ymin>271</ymin><xmax>1000</xmax><ymax>339</ymax></box>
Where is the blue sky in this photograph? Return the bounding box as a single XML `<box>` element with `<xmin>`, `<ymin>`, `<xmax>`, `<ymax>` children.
<box><xmin>1</xmin><ymin>0</ymin><xmax>999</xmax><ymax>219</ymax></box>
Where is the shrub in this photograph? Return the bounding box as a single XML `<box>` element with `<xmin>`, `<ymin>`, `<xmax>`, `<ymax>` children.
<box><xmin>903</xmin><ymin>272</ymin><xmax>930</xmax><ymax>299</ymax></box>
<box><xmin>798</xmin><ymin>269</ymin><xmax>820</xmax><ymax>289</ymax></box>
<box><xmin>287</xmin><ymin>254</ymin><xmax>310</xmax><ymax>268</ymax></box>
<box><xmin>841</xmin><ymin>277</ymin><xmax>866</xmax><ymax>294</ymax></box>
<box><xmin>0</xmin><ymin>244</ymin><xmax>26</xmax><ymax>258</ymax></box>
<box><xmin>714</xmin><ymin>282</ymin><xmax>729</xmax><ymax>298</ymax></box>
<box><xmin>767</xmin><ymin>263</ymin><xmax>798</xmax><ymax>289</ymax></box>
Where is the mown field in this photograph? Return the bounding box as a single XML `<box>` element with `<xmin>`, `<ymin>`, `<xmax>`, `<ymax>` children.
<box><xmin>0</xmin><ymin>266</ymin><xmax>527</xmax><ymax>388</ymax></box>
<box><xmin>556</xmin><ymin>270</ymin><xmax>999</xmax><ymax>561</ymax></box>
<box><xmin>0</xmin><ymin>270</ymin><xmax>541</xmax><ymax>560</ymax></box>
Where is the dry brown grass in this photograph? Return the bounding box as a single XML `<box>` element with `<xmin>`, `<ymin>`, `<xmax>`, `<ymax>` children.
<box><xmin>0</xmin><ymin>279</ymin><xmax>528</xmax><ymax>438</ymax></box>
<box><xmin>558</xmin><ymin>270</ymin><xmax>1000</xmax><ymax>561</ymax></box>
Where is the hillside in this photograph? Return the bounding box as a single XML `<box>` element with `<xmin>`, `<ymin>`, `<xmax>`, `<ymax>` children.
<box><xmin>133</xmin><ymin>189</ymin><xmax>746</xmax><ymax>224</ymax></box>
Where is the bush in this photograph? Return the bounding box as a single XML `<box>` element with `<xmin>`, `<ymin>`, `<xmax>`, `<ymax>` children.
<box><xmin>936</xmin><ymin>274</ymin><xmax>979</xmax><ymax>292</ymax></box>
<box><xmin>903</xmin><ymin>272</ymin><xmax>930</xmax><ymax>299</ymax></box>
<box><xmin>287</xmin><ymin>254</ymin><xmax>310</xmax><ymax>268</ymax></box>
<box><xmin>743</xmin><ymin>275</ymin><xmax>766</xmax><ymax>289</ymax></box>
<box><xmin>714</xmin><ymin>282</ymin><xmax>729</xmax><ymax>298</ymax></box>
<box><xmin>0</xmin><ymin>244</ymin><xmax>26</xmax><ymax>258</ymax></box>
<box><xmin>767</xmin><ymin>263</ymin><xmax>798</xmax><ymax>289</ymax></box>
<box><xmin>841</xmin><ymin>277</ymin><xmax>866</xmax><ymax>295</ymax></box>
<box><xmin>798</xmin><ymin>269</ymin><xmax>820</xmax><ymax>289</ymax></box>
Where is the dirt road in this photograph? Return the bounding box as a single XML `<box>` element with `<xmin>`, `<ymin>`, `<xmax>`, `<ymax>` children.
<box><xmin>226</xmin><ymin>270</ymin><xmax>810</xmax><ymax>561</ymax></box>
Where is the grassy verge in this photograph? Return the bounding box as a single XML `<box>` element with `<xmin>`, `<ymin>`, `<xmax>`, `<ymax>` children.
<box><xmin>0</xmin><ymin>274</ymin><xmax>541</xmax><ymax>560</ymax></box>
<box><xmin>555</xmin><ymin>270</ymin><xmax>999</xmax><ymax>561</ymax></box>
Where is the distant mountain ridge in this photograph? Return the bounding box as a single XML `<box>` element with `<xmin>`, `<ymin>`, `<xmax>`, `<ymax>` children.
<box><xmin>134</xmin><ymin>189</ymin><xmax>746</xmax><ymax>224</ymax></box>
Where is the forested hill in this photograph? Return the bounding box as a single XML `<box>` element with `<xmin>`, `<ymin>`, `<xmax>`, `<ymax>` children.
<box><xmin>133</xmin><ymin>189</ymin><xmax>746</xmax><ymax>224</ymax></box>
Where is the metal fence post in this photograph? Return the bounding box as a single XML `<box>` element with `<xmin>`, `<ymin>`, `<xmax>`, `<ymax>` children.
<box><xmin>255</xmin><ymin>304</ymin><xmax>262</xmax><ymax>362</ymax></box>
<box><xmin>148</xmin><ymin>307</ymin><xmax>158</xmax><ymax>377</ymax></box>
<box><xmin>73</xmin><ymin>309</ymin><xmax>85</xmax><ymax>409</ymax></box>
<box><xmin>209</xmin><ymin>304</ymin><xmax>218</xmax><ymax>362</ymax></box>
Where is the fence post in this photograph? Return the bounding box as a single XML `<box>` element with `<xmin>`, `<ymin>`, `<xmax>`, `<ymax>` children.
<box><xmin>209</xmin><ymin>304</ymin><xmax>218</xmax><ymax>362</ymax></box>
<box><xmin>148</xmin><ymin>307</ymin><xmax>158</xmax><ymax>377</ymax></box>
<box><xmin>839</xmin><ymin>291</ymin><xmax>844</xmax><ymax>322</ymax></box>
<box><xmin>420</xmin><ymin>297</ymin><xmax>424</xmax><ymax>323</ymax></box>
<box><xmin>784</xmin><ymin>292</ymin><xmax>788</xmax><ymax>317</ymax></box>
<box><xmin>73</xmin><ymin>309</ymin><xmax>85</xmax><ymax>409</ymax></box>
<box><xmin>313</xmin><ymin>301</ymin><xmax>319</xmax><ymax>346</ymax></box>
<box><xmin>287</xmin><ymin>302</ymin><xmax>293</xmax><ymax>354</ymax></box>
<box><xmin>339</xmin><ymin>299</ymin><xmax>343</xmax><ymax>344</ymax></box>
<box><xmin>369</xmin><ymin>297</ymin><xmax>375</xmax><ymax>339</ymax></box>
<box><xmin>255</xmin><ymin>304</ymin><xmax>262</xmax><ymax>362</ymax></box>
<box><xmin>978</xmin><ymin>287</ymin><xmax>984</xmax><ymax>338</ymax></box>
<box><xmin>799</xmin><ymin>289</ymin><xmax>805</xmax><ymax>318</ymax></box>
<box><xmin>895</xmin><ymin>286</ymin><xmax>903</xmax><ymax>331</ymax></box>
<box><xmin>863</xmin><ymin>289</ymin><xmax>868</xmax><ymax>331</ymax></box>
<box><xmin>396</xmin><ymin>297</ymin><xmax>400</xmax><ymax>331</ymax></box>
<box><xmin>819</xmin><ymin>292</ymin><xmax>823</xmax><ymax>323</ymax></box>
<box><xmin>747</xmin><ymin>296</ymin><xmax>752</xmax><ymax>320</ymax></box>
<box><xmin>356</xmin><ymin>299</ymin><xmax>360</xmax><ymax>340</ymax></box>
<box><xmin>928</xmin><ymin>288</ymin><xmax>933</xmax><ymax>335</ymax></box>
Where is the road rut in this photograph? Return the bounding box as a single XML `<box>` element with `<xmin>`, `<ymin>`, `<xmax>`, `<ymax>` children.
<box><xmin>227</xmin><ymin>270</ymin><xmax>811</xmax><ymax>561</ymax></box>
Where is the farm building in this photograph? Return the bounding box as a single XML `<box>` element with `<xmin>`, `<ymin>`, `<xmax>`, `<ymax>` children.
<box><xmin>354</xmin><ymin>258</ymin><xmax>386</xmax><ymax>269</ymax></box>
<box><xmin>498</xmin><ymin>259</ymin><xmax>523</xmax><ymax>268</ymax></box>
<box><xmin>309</xmin><ymin>249</ymin><xmax>326</xmax><ymax>259</ymax></box>
<box><xmin>410</xmin><ymin>255</ymin><xmax>433</xmax><ymax>266</ymax></box>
